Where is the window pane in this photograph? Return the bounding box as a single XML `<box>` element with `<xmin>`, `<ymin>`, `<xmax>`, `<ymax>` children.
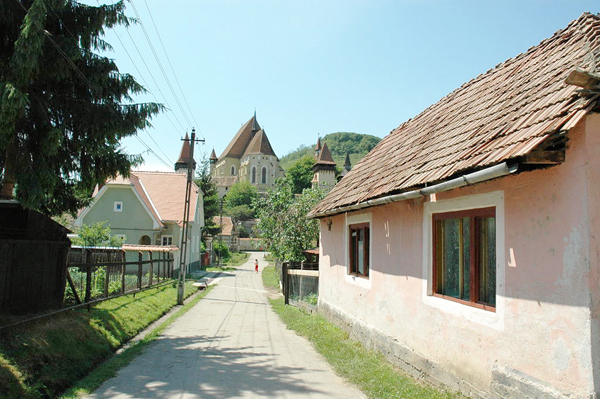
<box><xmin>461</xmin><ymin>217</ymin><xmax>470</xmax><ymax>301</ymax></box>
<box><xmin>442</xmin><ymin>218</ymin><xmax>460</xmax><ymax>299</ymax></box>
<box><xmin>357</xmin><ymin>229</ymin><xmax>364</xmax><ymax>275</ymax></box>
<box><xmin>478</xmin><ymin>217</ymin><xmax>496</xmax><ymax>306</ymax></box>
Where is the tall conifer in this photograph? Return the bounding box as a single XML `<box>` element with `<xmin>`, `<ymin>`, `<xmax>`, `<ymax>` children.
<box><xmin>0</xmin><ymin>0</ymin><xmax>162</xmax><ymax>215</ymax></box>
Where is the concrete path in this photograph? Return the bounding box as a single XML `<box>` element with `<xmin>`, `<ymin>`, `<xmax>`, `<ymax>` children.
<box><xmin>89</xmin><ymin>252</ymin><xmax>366</xmax><ymax>399</ymax></box>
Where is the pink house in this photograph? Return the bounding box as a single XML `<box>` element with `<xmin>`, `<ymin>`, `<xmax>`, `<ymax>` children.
<box><xmin>309</xmin><ymin>14</ymin><xmax>600</xmax><ymax>398</ymax></box>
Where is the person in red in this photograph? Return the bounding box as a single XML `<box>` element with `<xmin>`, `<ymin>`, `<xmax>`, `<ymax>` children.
<box><xmin>255</xmin><ymin>259</ymin><xmax>259</xmax><ymax>273</ymax></box>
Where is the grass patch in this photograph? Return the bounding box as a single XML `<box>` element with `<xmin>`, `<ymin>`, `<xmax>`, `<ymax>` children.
<box><xmin>270</xmin><ymin>298</ymin><xmax>464</xmax><ymax>399</ymax></box>
<box><xmin>0</xmin><ymin>281</ymin><xmax>197</xmax><ymax>399</ymax></box>
<box><xmin>59</xmin><ymin>285</ymin><xmax>214</xmax><ymax>399</ymax></box>
<box><xmin>262</xmin><ymin>265</ymin><xmax>280</xmax><ymax>291</ymax></box>
<box><xmin>206</xmin><ymin>266</ymin><xmax>236</xmax><ymax>272</ymax></box>
<box><xmin>224</xmin><ymin>251</ymin><xmax>250</xmax><ymax>266</ymax></box>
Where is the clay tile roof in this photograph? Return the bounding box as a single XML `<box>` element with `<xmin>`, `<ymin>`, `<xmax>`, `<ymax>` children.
<box><xmin>243</xmin><ymin>129</ymin><xmax>277</xmax><ymax>157</ymax></box>
<box><xmin>132</xmin><ymin>171</ymin><xmax>199</xmax><ymax>227</ymax></box>
<box><xmin>219</xmin><ymin>115</ymin><xmax>261</xmax><ymax>159</ymax></box>
<box><xmin>212</xmin><ymin>216</ymin><xmax>234</xmax><ymax>236</ymax></box>
<box><xmin>311</xmin><ymin>13</ymin><xmax>600</xmax><ymax>217</ymax></box>
<box><xmin>315</xmin><ymin>142</ymin><xmax>336</xmax><ymax>165</ymax></box>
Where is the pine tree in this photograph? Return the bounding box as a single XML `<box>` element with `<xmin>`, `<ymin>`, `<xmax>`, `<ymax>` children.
<box><xmin>0</xmin><ymin>0</ymin><xmax>162</xmax><ymax>215</ymax></box>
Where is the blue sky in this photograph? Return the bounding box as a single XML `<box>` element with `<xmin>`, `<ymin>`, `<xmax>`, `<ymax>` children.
<box><xmin>98</xmin><ymin>1</ymin><xmax>600</xmax><ymax>171</ymax></box>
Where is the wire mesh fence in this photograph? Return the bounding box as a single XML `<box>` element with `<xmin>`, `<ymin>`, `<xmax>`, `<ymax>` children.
<box><xmin>282</xmin><ymin>261</ymin><xmax>319</xmax><ymax>308</ymax></box>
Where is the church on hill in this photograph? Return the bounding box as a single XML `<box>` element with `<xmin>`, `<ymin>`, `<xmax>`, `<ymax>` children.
<box><xmin>210</xmin><ymin>113</ymin><xmax>285</xmax><ymax>197</ymax></box>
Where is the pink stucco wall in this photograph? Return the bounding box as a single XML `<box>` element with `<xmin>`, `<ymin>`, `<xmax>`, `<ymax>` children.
<box><xmin>318</xmin><ymin>114</ymin><xmax>600</xmax><ymax>397</ymax></box>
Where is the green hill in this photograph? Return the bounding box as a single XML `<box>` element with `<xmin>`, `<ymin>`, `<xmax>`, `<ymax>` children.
<box><xmin>280</xmin><ymin>132</ymin><xmax>381</xmax><ymax>171</ymax></box>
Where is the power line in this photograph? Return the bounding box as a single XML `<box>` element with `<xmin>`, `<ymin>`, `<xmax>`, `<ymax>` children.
<box><xmin>128</xmin><ymin>0</ymin><xmax>194</xmax><ymax>130</ymax></box>
<box><xmin>142</xmin><ymin>0</ymin><xmax>202</xmax><ymax>137</ymax></box>
<box><xmin>123</xmin><ymin>25</ymin><xmax>187</xmax><ymax>133</ymax></box>
<box><xmin>135</xmin><ymin>135</ymin><xmax>172</xmax><ymax>169</ymax></box>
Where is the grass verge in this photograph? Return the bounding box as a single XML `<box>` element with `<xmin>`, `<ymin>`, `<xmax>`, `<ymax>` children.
<box><xmin>60</xmin><ymin>285</ymin><xmax>214</xmax><ymax>399</ymax></box>
<box><xmin>270</xmin><ymin>298</ymin><xmax>463</xmax><ymax>399</ymax></box>
<box><xmin>261</xmin><ymin>265</ymin><xmax>280</xmax><ymax>291</ymax></box>
<box><xmin>0</xmin><ymin>281</ymin><xmax>197</xmax><ymax>399</ymax></box>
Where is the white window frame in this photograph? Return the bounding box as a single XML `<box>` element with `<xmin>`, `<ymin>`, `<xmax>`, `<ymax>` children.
<box><xmin>422</xmin><ymin>191</ymin><xmax>505</xmax><ymax>329</ymax></box>
<box><xmin>162</xmin><ymin>235</ymin><xmax>173</xmax><ymax>246</ymax></box>
<box><xmin>114</xmin><ymin>201</ymin><xmax>123</xmax><ymax>212</ymax></box>
<box><xmin>344</xmin><ymin>212</ymin><xmax>372</xmax><ymax>289</ymax></box>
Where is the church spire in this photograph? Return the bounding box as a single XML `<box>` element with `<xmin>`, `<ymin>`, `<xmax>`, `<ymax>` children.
<box><xmin>252</xmin><ymin>110</ymin><xmax>260</xmax><ymax>132</ymax></box>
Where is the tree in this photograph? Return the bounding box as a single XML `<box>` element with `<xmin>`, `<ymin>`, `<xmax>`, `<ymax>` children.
<box><xmin>253</xmin><ymin>180</ymin><xmax>326</xmax><ymax>261</ymax></box>
<box><xmin>286</xmin><ymin>154</ymin><xmax>315</xmax><ymax>194</ymax></box>
<box><xmin>224</xmin><ymin>180</ymin><xmax>258</xmax><ymax>217</ymax></box>
<box><xmin>1</xmin><ymin>0</ymin><xmax>162</xmax><ymax>216</ymax></box>
<box><xmin>194</xmin><ymin>156</ymin><xmax>220</xmax><ymax>240</ymax></box>
<box><xmin>71</xmin><ymin>221</ymin><xmax>124</xmax><ymax>247</ymax></box>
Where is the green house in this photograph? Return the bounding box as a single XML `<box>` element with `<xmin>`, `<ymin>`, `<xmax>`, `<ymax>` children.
<box><xmin>75</xmin><ymin>143</ymin><xmax>203</xmax><ymax>270</ymax></box>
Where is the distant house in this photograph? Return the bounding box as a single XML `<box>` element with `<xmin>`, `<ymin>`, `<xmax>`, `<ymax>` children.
<box><xmin>210</xmin><ymin>112</ymin><xmax>285</xmax><ymax>197</ymax></box>
<box><xmin>75</xmin><ymin>138</ymin><xmax>203</xmax><ymax>270</ymax></box>
<box><xmin>211</xmin><ymin>215</ymin><xmax>238</xmax><ymax>250</ymax></box>
<box><xmin>309</xmin><ymin>14</ymin><xmax>600</xmax><ymax>399</ymax></box>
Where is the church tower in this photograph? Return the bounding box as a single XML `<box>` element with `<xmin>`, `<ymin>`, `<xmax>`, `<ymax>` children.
<box><xmin>174</xmin><ymin>133</ymin><xmax>196</xmax><ymax>173</ymax></box>
<box><xmin>312</xmin><ymin>141</ymin><xmax>337</xmax><ymax>190</ymax></box>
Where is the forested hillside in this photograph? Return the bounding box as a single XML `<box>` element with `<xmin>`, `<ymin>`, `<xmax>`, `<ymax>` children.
<box><xmin>280</xmin><ymin>132</ymin><xmax>381</xmax><ymax>171</ymax></box>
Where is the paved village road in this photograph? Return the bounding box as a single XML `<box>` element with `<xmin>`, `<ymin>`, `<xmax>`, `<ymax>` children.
<box><xmin>89</xmin><ymin>252</ymin><xmax>366</xmax><ymax>399</ymax></box>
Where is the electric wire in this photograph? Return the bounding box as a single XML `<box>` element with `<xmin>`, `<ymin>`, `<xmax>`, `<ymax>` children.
<box><xmin>135</xmin><ymin>135</ymin><xmax>172</xmax><ymax>169</ymax></box>
<box><xmin>128</xmin><ymin>0</ymin><xmax>194</xmax><ymax>130</ymax></box>
<box><xmin>141</xmin><ymin>0</ymin><xmax>202</xmax><ymax>137</ymax></box>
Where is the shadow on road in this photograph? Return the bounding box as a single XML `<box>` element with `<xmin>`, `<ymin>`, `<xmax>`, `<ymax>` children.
<box><xmin>97</xmin><ymin>334</ymin><xmax>330</xmax><ymax>398</ymax></box>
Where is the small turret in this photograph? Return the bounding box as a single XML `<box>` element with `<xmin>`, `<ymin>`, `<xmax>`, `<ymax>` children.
<box><xmin>174</xmin><ymin>133</ymin><xmax>196</xmax><ymax>173</ymax></box>
<box><xmin>315</xmin><ymin>137</ymin><xmax>322</xmax><ymax>159</ymax></box>
<box><xmin>209</xmin><ymin>148</ymin><xmax>218</xmax><ymax>174</ymax></box>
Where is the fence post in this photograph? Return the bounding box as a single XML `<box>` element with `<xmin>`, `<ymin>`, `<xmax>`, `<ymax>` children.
<box><xmin>170</xmin><ymin>253</ymin><xmax>174</xmax><ymax>278</ymax></box>
<box><xmin>158</xmin><ymin>251</ymin><xmax>162</xmax><ymax>282</ymax></box>
<box><xmin>121</xmin><ymin>250</ymin><xmax>126</xmax><ymax>293</ymax></box>
<box><xmin>283</xmin><ymin>261</ymin><xmax>289</xmax><ymax>305</ymax></box>
<box><xmin>149</xmin><ymin>251</ymin><xmax>154</xmax><ymax>286</ymax></box>
<box><xmin>84</xmin><ymin>249</ymin><xmax>92</xmax><ymax>303</ymax></box>
<box><xmin>137</xmin><ymin>251</ymin><xmax>143</xmax><ymax>289</ymax></box>
<box><xmin>103</xmin><ymin>265</ymin><xmax>110</xmax><ymax>298</ymax></box>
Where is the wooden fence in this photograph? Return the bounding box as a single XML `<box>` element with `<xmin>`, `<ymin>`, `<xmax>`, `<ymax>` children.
<box><xmin>66</xmin><ymin>248</ymin><xmax>175</xmax><ymax>304</ymax></box>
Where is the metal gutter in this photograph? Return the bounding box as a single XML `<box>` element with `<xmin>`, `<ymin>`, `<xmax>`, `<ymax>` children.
<box><xmin>308</xmin><ymin>162</ymin><xmax>518</xmax><ymax>219</ymax></box>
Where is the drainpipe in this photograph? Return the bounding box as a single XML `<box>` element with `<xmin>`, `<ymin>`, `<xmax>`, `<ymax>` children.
<box><xmin>308</xmin><ymin>162</ymin><xmax>518</xmax><ymax>219</ymax></box>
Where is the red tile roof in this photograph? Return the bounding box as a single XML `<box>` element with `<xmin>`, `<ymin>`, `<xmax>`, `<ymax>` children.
<box><xmin>106</xmin><ymin>171</ymin><xmax>199</xmax><ymax>227</ymax></box>
<box><xmin>212</xmin><ymin>216</ymin><xmax>234</xmax><ymax>236</ymax></box>
<box><xmin>219</xmin><ymin>115</ymin><xmax>260</xmax><ymax>159</ymax></box>
<box><xmin>314</xmin><ymin>142</ymin><xmax>336</xmax><ymax>165</ymax></box>
<box><xmin>243</xmin><ymin>129</ymin><xmax>277</xmax><ymax>157</ymax></box>
<box><xmin>311</xmin><ymin>13</ymin><xmax>600</xmax><ymax>217</ymax></box>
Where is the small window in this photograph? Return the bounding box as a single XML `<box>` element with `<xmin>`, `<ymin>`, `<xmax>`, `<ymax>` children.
<box><xmin>349</xmin><ymin>223</ymin><xmax>369</xmax><ymax>278</ymax></box>
<box><xmin>261</xmin><ymin>167</ymin><xmax>267</xmax><ymax>184</ymax></box>
<box><xmin>162</xmin><ymin>236</ymin><xmax>173</xmax><ymax>246</ymax></box>
<box><xmin>231</xmin><ymin>165</ymin><xmax>236</xmax><ymax>175</ymax></box>
<box><xmin>252</xmin><ymin>167</ymin><xmax>256</xmax><ymax>183</ymax></box>
<box><xmin>139</xmin><ymin>235</ymin><xmax>151</xmax><ymax>245</ymax></box>
<box><xmin>433</xmin><ymin>207</ymin><xmax>496</xmax><ymax>310</ymax></box>
<box><xmin>114</xmin><ymin>201</ymin><xmax>123</xmax><ymax>212</ymax></box>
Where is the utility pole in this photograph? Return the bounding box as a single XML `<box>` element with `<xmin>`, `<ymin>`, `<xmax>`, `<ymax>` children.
<box><xmin>217</xmin><ymin>198</ymin><xmax>224</xmax><ymax>268</ymax></box>
<box><xmin>177</xmin><ymin>129</ymin><xmax>205</xmax><ymax>305</ymax></box>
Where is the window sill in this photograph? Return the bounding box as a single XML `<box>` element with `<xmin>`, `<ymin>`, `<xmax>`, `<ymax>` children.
<box><xmin>432</xmin><ymin>293</ymin><xmax>496</xmax><ymax>313</ymax></box>
<box><xmin>345</xmin><ymin>272</ymin><xmax>371</xmax><ymax>289</ymax></box>
<box><xmin>348</xmin><ymin>272</ymin><xmax>369</xmax><ymax>279</ymax></box>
